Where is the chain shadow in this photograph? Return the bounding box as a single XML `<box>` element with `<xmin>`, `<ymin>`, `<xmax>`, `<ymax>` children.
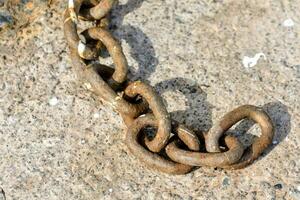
<box><xmin>227</xmin><ymin>101</ymin><xmax>291</xmax><ymax>159</ymax></box>
<box><xmin>109</xmin><ymin>0</ymin><xmax>157</xmax><ymax>81</ymax></box>
<box><xmin>154</xmin><ymin>77</ymin><xmax>213</xmax><ymax>134</ymax></box>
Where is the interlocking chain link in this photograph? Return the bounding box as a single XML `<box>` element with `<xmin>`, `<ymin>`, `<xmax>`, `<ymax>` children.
<box><xmin>63</xmin><ymin>0</ymin><xmax>274</xmax><ymax>174</ymax></box>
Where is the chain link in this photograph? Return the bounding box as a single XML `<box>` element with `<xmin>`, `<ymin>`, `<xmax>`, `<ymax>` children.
<box><xmin>63</xmin><ymin>0</ymin><xmax>274</xmax><ymax>174</ymax></box>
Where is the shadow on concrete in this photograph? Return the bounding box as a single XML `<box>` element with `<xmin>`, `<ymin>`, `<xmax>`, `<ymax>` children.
<box><xmin>109</xmin><ymin>0</ymin><xmax>158</xmax><ymax>81</ymax></box>
<box><xmin>154</xmin><ymin>77</ymin><xmax>213</xmax><ymax>133</ymax></box>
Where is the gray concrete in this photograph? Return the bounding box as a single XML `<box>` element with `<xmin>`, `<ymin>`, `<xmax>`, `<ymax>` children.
<box><xmin>0</xmin><ymin>0</ymin><xmax>299</xmax><ymax>199</ymax></box>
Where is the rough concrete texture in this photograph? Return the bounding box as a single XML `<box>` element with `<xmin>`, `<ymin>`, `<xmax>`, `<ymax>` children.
<box><xmin>0</xmin><ymin>0</ymin><xmax>49</xmax><ymax>30</ymax></box>
<box><xmin>0</xmin><ymin>0</ymin><xmax>300</xmax><ymax>199</ymax></box>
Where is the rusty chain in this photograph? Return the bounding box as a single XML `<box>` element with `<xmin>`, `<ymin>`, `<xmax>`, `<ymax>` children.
<box><xmin>63</xmin><ymin>0</ymin><xmax>274</xmax><ymax>174</ymax></box>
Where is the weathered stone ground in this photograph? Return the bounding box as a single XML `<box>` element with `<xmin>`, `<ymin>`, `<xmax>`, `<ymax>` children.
<box><xmin>0</xmin><ymin>0</ymin><xmax>299</xmax><ymax>199</ymax></box>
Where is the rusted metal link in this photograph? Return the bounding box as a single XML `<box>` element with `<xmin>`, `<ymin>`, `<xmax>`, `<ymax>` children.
<box><xmin>166</xmin><ymin>135</ymin><xmax>244</xmax><ymax>167</ymax></box>
<box><xmin>125</xmin><ymin>81</ymin><xmax>171</xmax><ymax>153</ymax></box>
<box><xmin>64</xmin><ymin>9</ymin><xmax>148</xmax><ymax>126</ymax></box>
<box><xmin>81</xmin><ymin>0</ymin><xmax>111</xmax><ymax>53</ymax></box>
<box><xmin>126</xmin><ymin>114</ymin><xmax>197</xmax><ymax>174</ymax></box>
<box><xmin>64</xmin><ymin>0</ymin><xmax>98</xmax><ymax>60</ymax></box>
<box><xmin>79</xmin><ymin>0</ymin><xmax>116</xmax><ymax>20</ymax></box>
<box><xmin>64</xmin><ymin>3</ymin><xmax>128</xmax><ymax>85</ymax></box>
<box><xmin>174</xmin><ymin>123</ymin><xmax>200</xmax><ymax>151</ymax></box>
<box><xmin>64</xmin><ymin>2</ymin><xmax>147</xmax><ymax>124</ymax></box>
<box><xmin>64</xmin><ymin>9</ymin><xmax>98</xmax><ymax>60</ymax></box>
<box><xmin>205</xmin><ymin>105</ymin><xmax>274</xmax><ymax>169</ymax></box>
<box><xmin>64</xmin><ymin>0</ymin><xmax>113</xmax><ymax>60</ymax></box>
<box><xmin>82</xmin><ymin>27</ymin><xmax>128</xmax><ymax>85</ymax></box>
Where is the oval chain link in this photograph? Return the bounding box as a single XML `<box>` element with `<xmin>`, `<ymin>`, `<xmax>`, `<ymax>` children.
<box><xmin>63</xmin><ymin>0</ymin><xmax>274</xmax><ymax>174</ymax></box>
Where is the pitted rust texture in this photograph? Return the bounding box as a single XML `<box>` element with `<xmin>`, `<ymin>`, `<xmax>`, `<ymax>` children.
<box><xmin>63</xmin><ymin>0</ymin><xmax>274</xmax><ymax>174</ymax></box>
<box><xmin>125</xmin><ymin>81</ymin><xmax>171</xmax><ymax>153</ymax></box>
<box><xmin>80</xmin><ymin>0</ymin><xmax>116</xmax><ymax>20</ymax></box>
<box><xmin>126</xmin><ymin>114</ymin><xmax>194</xmax><ymax>175</ymax></box>
<box><xmin>166</xmin><ymin>135</ymin><xmax>244</xmax><ymax>168</ymax></box>
<box><xmin>205</xmin><ymin>105</ymin><xmax>274</xmax><ymax>169</ymax></box>
<box><xmin>85</xmin><ymin>27</ymin><xmax>128</xmax><ymax>85</ymax></box>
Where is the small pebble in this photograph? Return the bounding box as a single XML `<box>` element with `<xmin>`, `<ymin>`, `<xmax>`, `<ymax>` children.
<box><xmin>7</xmin><ymin>116</ymin><xmax>17</xmax><ymax>125</ymax></box>
<box><xmin>297</xmin><ymin>185</ymin><xmax>300</xmax><ymax>191</ymax></box>
<box><xmin>0</xmin><ymin>11</ymin><xmax>13</xmax><ymax>29</ymax></box>
<box><xmin>283</xmin><ymin>18</ymin><xmax>295</xmax><ymax>27</ymax></box>
<box><xmin>242</xmin><ymin>53</ymin><xmax>266</xmax><ymax>68</ymax></box>
<box><xmin>93</xmin><ymin>112</ymin><xmax>100</xmax><ymax>119</ymax></box>
<box><xmin>49</xmin><ymin>97</ymin><xmax>59</xmax><ymax>106</ymax></box>
<box><xmin>274</xmin><ymin>183</ymin><xmax>283</xmax><ymax>190</ymax></box>
<box><xmin>108</xmin><ymin>188</ymin><xmax>113</xmax><ymax>193</ymax></box>
<box><xmin>80</xmin><ymin>139</ymin><xmax>86</xmax><ymax>144</ymax></box>
<box><xmin>222</xmin><ymin>177</ymin><xmax>230</xmax><ymax>186</ymax></box>
<box><xmin>272</xmin><ymin>140</ymin><xmax>278</xmax><ymax>145</ymax></box>
<box><xmin>42</xmin><ymin>44</ymin><xmax>53</xmax><ymax>54</ymax></box>
<box><xmin>162</xmin><ymin>192</ymin><xmax>171</xmax><ymax>199</ymax></box>
<box><xmin>83</xmin><ymin>82</ymin><xmax>92</xmax><ymax>90</ymax></box>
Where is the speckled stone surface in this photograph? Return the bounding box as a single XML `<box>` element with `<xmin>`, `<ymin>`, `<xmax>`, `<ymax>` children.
<box><xmin>0</xmin><ymin>0</ymin><xmax>299</xmax><ymax>199</ymax></box>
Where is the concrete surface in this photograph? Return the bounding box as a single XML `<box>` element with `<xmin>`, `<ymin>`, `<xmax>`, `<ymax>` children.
<box><xmin>0</xmin><ymin>0</ymin><xmax>299</xmax><ymax>199</ymax></box>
